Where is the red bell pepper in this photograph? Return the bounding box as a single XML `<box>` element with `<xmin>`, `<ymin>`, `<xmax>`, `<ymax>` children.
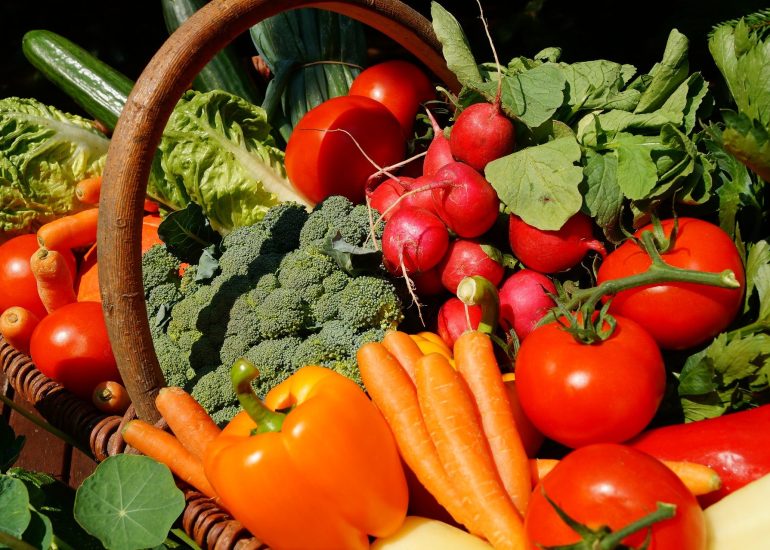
<box><xmin>203</xmin><ymin>359</ymin><xmax>409</xmax><ymax>550</ymax></box>
<box><xmin>628</xmin><ymin>405</ymin><xmax>770</xmax><ymax>506</ymax></box>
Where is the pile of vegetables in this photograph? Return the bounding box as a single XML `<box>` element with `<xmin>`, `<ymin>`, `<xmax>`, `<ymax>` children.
<box><xmin>1</xmin><ymin>1</ymin><xmax>770</xmax><ymax>550</ymax></box>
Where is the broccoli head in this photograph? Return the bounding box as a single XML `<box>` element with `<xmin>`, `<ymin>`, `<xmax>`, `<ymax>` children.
<box><xmin>142</xmin><ymin>244</ymin><xmax>182</xmax><ymax>292</ymax></box>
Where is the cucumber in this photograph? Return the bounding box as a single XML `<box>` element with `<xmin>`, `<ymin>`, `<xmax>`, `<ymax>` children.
<box><xmin>22</xmin><ymin>29</ymin><xmax>132</xmax><ymax>130</ymax></box>
<box><xmin>161</xmin><ymin>0</ymin><xmax>263</xmax><ymax>104</ymax></box>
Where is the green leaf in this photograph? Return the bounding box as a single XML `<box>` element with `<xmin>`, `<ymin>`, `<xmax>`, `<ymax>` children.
<box><xmin>74</xmin><ymin>455</ymin><xmax>185</xmax><ymax>550</ymax></box>
<box><xmin>430</xmin><ymin>2</ymin><xmax>483</xmax><ymax>88</ymax></box>
<box><xmin>745</xmin><ymin>240</ymin><xmax>770</xmax><ymax>320</ymax></box>
<box><xmin>485</xmin><ymin>136</ymin><xmax>583</xmax><ymax>230</ymax></box>
<box><xmin>582</xmin><ymin>151</ymin><xmax>623</xmax><ymax>241</ymax></box>
<box><xmin>682</xmin><ymin>74</ymin><xmax>709</xmax><ymax>134</ymax></box>
<box><xmin>20</xmin><ymin>509</ymin><xmax>52</xmax><ymax>550</ymax></box>
<box><xmin>493</xmin><ymin>64</ymin><xmax>567</xmax><ymax>128</ymax></box>
<box><xmin>613</xmin><ymin>133</ymin><xmax>659</xmax><ymax>199</ymax></box>
<box><xmin>560</xmin><ymin>60</ymin><xmax>639</xmax><ymax>112</ymax></box>
<box><xmin>721</xmin><ymin>110</ymin><xmax>770</xmax><ymax>182</ymax></box>
<box><xmin>635</xmin><ymin>29</ymin><xmax>690</xmax><ymax>114</ymax></box>
<box><xmin>0</xmin><ymin>418</ymin><xmax>24</xmax><ymax>473</ymax></box>
<box><xmin>0</xmin><ymin>476</ymin><xmax>31</xmax><ymax>539</ymax></box>
<box><xmin>322</xmin><ymin>232</ymin><xmax>383</xmax><ymax>276</ymax></box>
<box><xmin>158</xmin><ymin>202</ymin><xmax>222</xmax><ymax>265</ymax></box>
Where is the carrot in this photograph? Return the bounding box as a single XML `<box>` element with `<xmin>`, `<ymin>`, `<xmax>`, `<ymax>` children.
<box><xmin>415</xmin><ymin>352</ymin><xmax>528</xmax><ymax>550</ymax></box>
<box><xmin>122</xmin><ymin>419</ymin><xmax>217</xmax><ymax>499</ymax></box>
<box><xmin>454</xmin><ymin>330</ymin><xmax>531</xmax><ymax>514</ymax></box>
<box><xmin>155</xmin><ymin>386</ymin><xmax>221</xmax><ymax>461</ymax></box>
<box><xmin>382</xmin><ymin>329</ymin><xmax>424</xmax><ymax>382</ymax></box>
<box><xmin>356</xmin><ymin>342</ymin><xmax>478</xmax><ymax>534</ymax></box>
<box><xmin>29</xmin><ymin>248</ymin><xmax>77</xmax><ymax>313</ymax></box>
<box><xmin>0</xmin><ymin>306</ymin><xmax>41</xmax><ymax>355</ymax></box>
<box><xmin>37</xmin><ymin>208</ymin><xmax>99</xmax><ymax>251</ymax></box>
<box><xmin>530</xmin><ymin>458</ymin><xmax>721</xmax><ymax>496</ymax></box>
<box><xmin>662</xmin><ymin>459</ymin><xmax>723</xmax><ymax>496</ymax></box>
<box><xmin>74</xmin><ymin>176</ymin><xmax>103</xmax><ymax>205</ymax></box>
<box><xmin>92</xmin><ymin>381</ymin><xmax>131</xmax><ymax>415</ymax></box>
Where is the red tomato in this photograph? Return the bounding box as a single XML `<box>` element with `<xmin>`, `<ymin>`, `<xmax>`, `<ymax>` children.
<box><xmin>525</xmin><ymin>444</ymin><xmax>707</xmax><ymax>550</ymax></box>
<box><xmin>285</xmin><ymin>95</ymin><xmax>405</xmax><ymax>205</ymax></box>
<box><xmin>596</xmin><ymin>217</ymin><xmax>745</xmax><ymax>350</ymax></box>
<box><xmin>0</xmin><ymin>234</ymin><xmax>76</xmax><ymax>319</ymax></box>
<box><xmin>348</xmin><ymin>60</ymin><xmax>435</xmax><ymax>138</ymax></box>
<box><xmin>515</xmin><ymin>314</ymin><xmax>666</xmax><ymax>448</ymax></box>
<box><xmin>29</xmin><ymin>301</ymin><xmax>120</xmax><ymax>400</ymax></box>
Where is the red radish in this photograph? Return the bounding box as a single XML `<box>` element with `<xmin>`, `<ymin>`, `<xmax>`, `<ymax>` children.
<box><xmin>382</xmin><ymin>206</ymin><xmax>450</xmax><ymax>276</ymax></box>
<box><xmin>437</xmin><ymin>239</ymin><xmax>504</xmax><ymax>294</ymax></box>
<box><xmin>436</xmin><ymin>296</ymin><xmax>482</xmax><ymax>348</ymax></box>
<box><xmin>508</xmin><ymin>212</ymin><xmax>607</xmax><ymax>274</ymax></box>
<box><xmin>412</xmin><ymin>266</ymin><xmax>445</xmax><ymax>297</ymax></box>
<box><xmin>498</xmin><ymin>269</ymin><xmax>557</xmax><ymax>342</ymax></box>
<box><xmin>449</xmin><ymin>102</ymin><xmax>516</xmax><ymax>171</ymax></box>
<box><xmin>400</xmin><ymin>175</ymin><xmax>440</xmax><ymax>215</ymax></box>
<box><xmin>423</xmin><ymin>109</ymin><xmax>454</xmax><ymax>176</ymax></box>
<box><xmin>431</xmin><ymin>162</ymin><xmax>500</xmax><ymax>238</ymax></box>
<box><xmin>366</xmin><ymin>177</ymin><xmax>406</xmax><ymax>221</ymax></box>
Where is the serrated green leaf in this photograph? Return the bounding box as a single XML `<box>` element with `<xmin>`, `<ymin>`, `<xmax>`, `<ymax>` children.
<box><xmin>485</xmin><ymin>136</ymin><xmax>583</xmax><ymax>230</ymax></box>
<box><xmin>430</xmin><ymin>2</ymin><xmax>483</xmax><ymax>88</ymax></box>
<box><xmin>680</xmin><ymin>395</ymin><xmax>729</xmax><ymax>422</ymax></box>
<box><xmin>0</xmin><ymin>475</ymin><xmax>31</xmax><ymax>539</ymax></box>
<box><xmin>745</xmin><ymin>240</ymin><xmax>770</xmax><ymax>320</ymax></box>
<box><xmin>721</xmin><ymin>111</ymin><xmax>770</xmax><ymax>182</ymax></box>
<box><xmin>582</xmin><ymin>151</ymin><xmax>623</xmax><ymax>241</ymax></box>
<box><xmin>678</xmin><ymin>347</ymin><xmax>717</xmax><ymax>395</ymax></box>
<box><xmin>74</xmin><ymin>455</ymin><xmax>185</xmax><ymax>550</ymax></box>
<box><xmin>717</xmin><ymin>333</ymin><xmax>770</xmax><ymax>386</ymax></box>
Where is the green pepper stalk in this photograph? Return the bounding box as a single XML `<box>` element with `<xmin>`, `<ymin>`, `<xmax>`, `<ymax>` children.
<box><xmin>231</xmin><ymin>358</ymin><xmax>285</xmax><ymax>434</ymax></box>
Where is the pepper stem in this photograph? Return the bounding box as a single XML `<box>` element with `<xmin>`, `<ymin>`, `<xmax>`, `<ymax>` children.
<box><xmin>231</xmin><ymin>358</ymin><xmax>286</xmax><ymax>434</ymax></box>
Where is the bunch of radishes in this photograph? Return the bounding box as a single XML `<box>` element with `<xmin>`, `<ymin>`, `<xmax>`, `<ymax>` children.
<box><xmin>369</xmin><ymin>99</ymin><xmax>606</xmax><ymax>349</ymax></box>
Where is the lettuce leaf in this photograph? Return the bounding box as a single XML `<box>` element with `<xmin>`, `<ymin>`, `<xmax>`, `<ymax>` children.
<box><xmin>0</xmin><ymin>97</ymin><xmax>108</xmax><ymax>236</ymax></box>
<box><xmin>157</xmin><ymin>90</ymin><xmax>309</xmax><ymax>234</ymax></box>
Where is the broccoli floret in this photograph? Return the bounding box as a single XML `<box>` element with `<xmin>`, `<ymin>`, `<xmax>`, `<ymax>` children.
<box><xmin>179</xmin><ymin>265</ymin><xmax>201</xmax><ymax>296</ymax></box>
<box><xmin>336</xmin><ymin>276</ymin><xmax>403</xmax><ymax>331</ymax></box>
<box><xmin>250</xmin><ymin>273</ymin><xmax>279</xmax><ymax>303</ymax></box>
<box><xmin>142</xmin><ymin>244</ymin><xmax>182</xmax><ymax>292</ymax></box>
<box><xmin>146</xmin><ymin>282</ymin><xmax>183</xmax><ymax>320</ymax></box>
<box><xmin>257</xmin><ymin>202</ymin><xmax>309</xmax><ymax>252</ymax></box>
<box><xmin>190</xmin><ymin>367</ymin><xmax>235</xmax><ymax>418</ymax></box>
<box><xmin>328</xmin><ymin>359</ymin><xmax>363</xmax><ymax>387</ymax></box>
<box><xmin>277</xmin><ymin>247</ymin><xmax>336</xmax><ymax>290</ymax></box>
<box><xmin>244</xmin><ymin>336</ymin><xmax>303</xmax><ymax>398</ymax></box>
<box><xmin>298</xmin><ymin>195</ymin><xmax>354</xmax><ymax>247</ymax></box>
<box><xmin>255</xmin><ymin>288</ymin><xmax>309</xmax><ymax>339</ymax></box>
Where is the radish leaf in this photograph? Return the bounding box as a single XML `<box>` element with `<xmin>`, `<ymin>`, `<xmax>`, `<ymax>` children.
<box><xmin>430</xmin><ymin>2</ymin><xmax>483</xmax><ymax>88</ymax></box>
<box><xmin>486</xmin><ymin>136</ymin><xmax>583</xmax><ymax>231</ymax></box>
<box><xmin>74</xmin><ymin>455</ymin><xmax>185</xmax><ymax>550</ymax></box>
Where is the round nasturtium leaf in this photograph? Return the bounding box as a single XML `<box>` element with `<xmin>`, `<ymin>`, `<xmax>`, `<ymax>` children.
<box><xmin>73</xmin><ymin>455</ymin><xmax>185</xmax><ymax>550</ymax></box>
<box><xmin>0</xmin><ymin>475</ymin><xmax>31</xmax><ymax>539</ymax></box>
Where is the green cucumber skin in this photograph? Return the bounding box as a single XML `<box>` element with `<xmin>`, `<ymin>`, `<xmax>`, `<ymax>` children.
<box><xmin>161</xmin><ymin>0</ymin><xmax>263</xmax><ymax>104</ymax></box>
<box><xmin>22</xmin><ymin>29</ymin><xmax>132</xmax><ymax>130</ymax></box>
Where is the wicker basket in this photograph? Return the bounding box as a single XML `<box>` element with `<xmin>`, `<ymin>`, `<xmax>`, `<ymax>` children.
<box><xmin>2</xmin><ymin>0</ymin><xmax>457</xmax><ymax>547</ymax></box>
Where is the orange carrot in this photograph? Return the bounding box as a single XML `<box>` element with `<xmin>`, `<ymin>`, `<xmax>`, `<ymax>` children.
<box><xmin>530</xmin><ymin>457</ymin><xmax>721</xmax><ymax>496</ymax></box>
<box><xmin>0</xmin><ymin>306</ymin><xmax>41</xmax><ymax>355</ymax></box>
<box><xmin>74</xmin><ymin>176</ymin><xmax>103</xmax><ymax>205</ymax></box>
<box><xmin>155</xmin><ymin>386</ymin><xmax>221</xmax><ymax>461</ymax></box>
<box><xmin>382</xmin><ymin>329</ymin><xmax>424</xmax><ymax>382</ymax></box>
<box><xmin>122</xmin><ymin>419</ymin><xmax>217</xmax><ymax>499</ymax></box>
<box><xmin>356</xmin><ymin>342</ymin><xmax>478</xmax><ymax>534</ymax></box>
<box><xmin>29</xmin><ymin>248</ymin><xmax>77</xmax><ymax>313</ymax></box>
<box><xmin>662</xmin><ymin>459</ymin><xmax>723</xmax><ymax>496</ymax></box>
<box><xmin>454</xmin><ymin>331</ymin><xmax>531</xmax><ymax>514</ymax></box>
<box><xmin>415</xmin><ymin>352</ymin><xmax>528</xmax><ymax>550</ymax></box>
<box><xmin>92</xmin><ymin>381</ymin><xmax>131</xmax><ymax>415</ymax></box>
<box><xmin>37</xmin><ymin>208</ymin><xmax>99</xmax><ymax>251</ymax></box>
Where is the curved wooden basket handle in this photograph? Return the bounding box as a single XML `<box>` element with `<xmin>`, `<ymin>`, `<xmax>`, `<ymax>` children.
<box><xmin>97</xmin><ymin>0</ymin><xmax>458</xmax><ymax>422</ymax></box>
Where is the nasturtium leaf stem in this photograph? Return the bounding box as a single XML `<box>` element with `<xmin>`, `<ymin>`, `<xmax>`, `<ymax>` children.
<box><xmin>231</xmin><ymin>358</ymin><xmax>285</xmax><ymax>434</ymax></box>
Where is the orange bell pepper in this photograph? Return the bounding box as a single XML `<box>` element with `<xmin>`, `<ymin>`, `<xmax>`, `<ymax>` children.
<box><xmin>203</xmin><ymin>359</ymin><xmax>409</xmax><ymax>550</ymax></box>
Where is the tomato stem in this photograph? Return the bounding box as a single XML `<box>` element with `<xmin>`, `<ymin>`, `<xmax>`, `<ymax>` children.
<box><xmin>231</xmin><ymin>358</ymin><xmax>285</xmax><ymax>434</ymax></box>
<box><xmin>557</xmin><ymin>229</ymin><xmax>740</xmax><ymax>316</ymax></box>
<box><xmin>599</xmin><ymin>502</ymin><xmax>676</xmax><ymax>549</ymax></box>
